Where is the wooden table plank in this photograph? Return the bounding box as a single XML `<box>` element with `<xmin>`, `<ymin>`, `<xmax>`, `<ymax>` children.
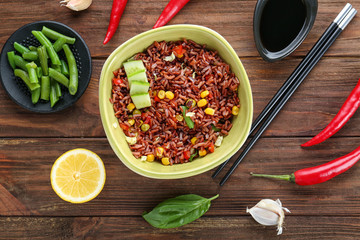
<box><xmin>1</xmin><ymin>138</ymin><xmax>360</xmax><ymax>217</ymax></box>
<box><xmin>1</xmin><ymin>58</ymin><xmax>360</xmax><ymax>138</ymax></box>
<box><xmin>0</xmin><ymin>0</ymin><xmax>359</xmax><ymax>238</ymax></box>
<box><xmin>0</xmin><ymin>216</ymin><xmax>359</xmax><ymax>239</ymax></box>
<box><xmin>0</xmin><ymin>1</ymin><xmax>359</xmax><ymax>58</ymax></box>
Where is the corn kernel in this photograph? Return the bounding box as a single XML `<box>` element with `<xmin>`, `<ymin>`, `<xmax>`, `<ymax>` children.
<box><xmin>161</xmin><ymin>157</ymin><xmax>170</xmax><ymax>165</ymax></box>
<box><xmin>158</xmin><ymin>90</ymin><xmax>166</xmax><ymax>99</ymax></box>
<box><xmin>199</xmin><ymin>149</ymin><xmax>207</xmax><ymax>157</ymax></box>
<box><xmin>147</xmin><ymin>154</ymin><xmax>155</xmax><ymax>162</ymax></box>
<box><xmin>200</xmin><ymin>90</ymin><xmax>209</xmax><ymax>98</ymax></box>
<box><xmin>175</xmin><ymin>114</ymin><xmax>184</xmax><ymax>121</ymax></box>
<box><xmin>197</xmin><ymin>99</ymin><xmax>208</xmax><ymax>108</ymax></box>
<box><xmin>191</xmin><ymin>137</ymin><xmax>198</xmax><ymax>145</ymax></box>
<box><xmin>232</xmin><ymin>106</ymin><xmax>240</xmax><ymax>115</ymax></box>
<box><xmin>128</xmin><ymin>119</ymin><xmax>135</xmax><ymax>125</ymax></box>
<box><xmin>156</xmin><ymin>147</ymin><xmax>164</xmax><ymax>157</ymax></box>
<box><xmin>133</xmin><ymin>109</ymin><xmax>141</xmax><ymax>116</ymax></box>
<box><xmin>127</xmin><ymin>103</ymin><xmax>135</xmax><ymax>111</ymax></box>
<box><xmin>204</xmin><ymin>108</ymin><xmax>215</xmax><ymax>115</ymax></box>
<box><xmin>141</xmin><ymin>123</ymin><xmax>150</xmax><ymax>132</ymax></box>
<box><xmin>165</xmin><ymin>91</ymin><xmax>174</xmax><ymax>100</ymax></box>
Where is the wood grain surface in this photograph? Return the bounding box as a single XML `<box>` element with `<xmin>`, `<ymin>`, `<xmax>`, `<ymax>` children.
<box><xmin>0</xmin><ymin>0</ymin><xmax>360</xmax><ymax>239</ymax></box>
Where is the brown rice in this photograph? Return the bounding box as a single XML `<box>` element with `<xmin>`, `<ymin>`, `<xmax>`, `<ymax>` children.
<box><xmin>110</xmin><ymin>39</ymin><xmax>240</xmax><ymax>165</ymax></box>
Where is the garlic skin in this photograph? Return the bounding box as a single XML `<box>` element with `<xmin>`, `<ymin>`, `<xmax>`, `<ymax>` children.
<box><xmin>60</xmin><ymin>0</ymin><xmax>92</xmax><ymax>11</ymax></box>
<box><xmin>246</xmin><ymin>199</ymin><xmax>290</xmax><ymax>235</ymax></box>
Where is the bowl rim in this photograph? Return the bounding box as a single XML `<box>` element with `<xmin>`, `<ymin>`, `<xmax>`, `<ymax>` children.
<box><xmin>99</xmin><ymin>24</ymin><xmax>253</xmax><ymax>179</ymax></box>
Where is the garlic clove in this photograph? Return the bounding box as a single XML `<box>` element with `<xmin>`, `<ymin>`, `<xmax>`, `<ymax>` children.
<box><xmin>60</xmin><ymin>0</ymin><xmax>92</xmax><ymax>11</ymax></box>
<box><xmin>247</xmin><ymin>199</ymin><xmax>290</xmax><ymax>235</ymax></box>
<box><xmin>246</xmin><ymin>206</ymin><xmax>279</xmax><ymax>226</ymax></box>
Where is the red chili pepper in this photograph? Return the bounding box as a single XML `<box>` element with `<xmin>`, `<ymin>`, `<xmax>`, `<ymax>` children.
<box><xmin>251</xmin><ymin>145</ymin><xmax>360</xmax><ymax>185</ymax></box>
<box><xmin>112</xmin><ymin>78</ymin><xmax>123</xmax><ymax>85</ymax></box>
<box><xmin>103</xmin><ymin>0</ymin><xmax>128</xmax><ymax>45</ymax></box>
<box><xmin>153</xmin><ymin>0</ymin><xmax>190</xmax><ymax>29</ymax></box>
<box><xmin>302</xmin><ymin>79</ymin><xmax>360</xmax><ymax>147</ymax></box>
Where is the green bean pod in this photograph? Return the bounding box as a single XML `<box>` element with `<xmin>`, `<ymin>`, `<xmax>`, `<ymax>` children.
<box><xmin>50</xmin><ymin>65</ymin><xmax>63</xmax><ymax>98</ymax></box>
<box><xmin>7</xmin><ymin>51</ymin><xmax>16</xmax><ymax>70</ymax></box>
<box><xmin>36</xmin><ymin>67</ymin><xmax>43</xmax><ymax>79</ymax></box>
<box><xmin>62</xmin><ymin>44</ymin><xmax>78</xmax><ymax>95</ymax></box>
<box><xmin>22</xmin><ymin>51</ymin><xmax>38</xmax><ymax>61</ymax></box>
<box><xmin>14</xmin><ymin>69</ymin><xmax>40</xmax><ymax>91</ymax></box>
<box><xmin>25</xmin><ymin>62</ymin><xmax>38</xmax><ymax>84</ymax></box>
<box><xmin>32</xmin><ymin>31</ymin><xmax>61</xmax><ymax>66</ymax></box>
<box><xmin>51</xmin><ymin>63</ymin><xmax>61</xmax><ymax>73</ymax></box>
<box><xmin>42</xmin><ymin>26</ymin><xmax>76</xmax><ymax>44</ymax></box>
<box><xmin>60</xmin><ymin>59</ymin><xmax>69</xmax><ymax>77</ymax></box>
<box><xmin>53</xmin><ymin>37</ymin><xmax>67</xmax><ymax>52</ymax></box>
<box><xmin>31</xmin><ymin>88</ymin><xmax>41</xmax><ymax>104</ymax></box>
<box><xmin>50</xmin><ymin>79</ymin><xmax>59</xmax><ymax>107</ymax></box>
<box><xmin>40</xmin><ymin>76</ymin><xmax>50</xmax><ymax>101</ymax></box>
<box><xmin>37</xmin><ymin>45</ymin><xmax>49</xmax><ymax>76</ymax></box>
<box><xmin>54</xmin><ymin>81</ymin><xmax>62</xmax><ymax>98</ymax></box>
<box><xmin>14</xmin><ymin>42</ymin><xmax>30</xmax><ymax>55</ymax></box>
<box><xmin>28</xmin><ymin>46</ymin><xmax>37</xmax><ymax>51</ymax></box>
<box><xmin>48</xmin><ymin>67</ymin><xmax>69</xmax><ymax>87</ymax></box>
<box><xmin>13</xmin><ymin>55</ymin><xmax>29</xmax><ymax>71</ymax></box>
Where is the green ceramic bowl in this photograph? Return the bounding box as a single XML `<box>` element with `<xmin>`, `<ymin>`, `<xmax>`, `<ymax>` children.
<box><xmin>99</xmin><ymin>24</ymin><xmax>253</xmax><ymax>179</ymax></box>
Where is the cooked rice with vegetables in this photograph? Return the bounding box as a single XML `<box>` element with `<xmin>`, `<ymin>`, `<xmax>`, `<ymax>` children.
<box><xmin>110</xmin><ymin>39</ymin><xmax>240</xmax><ymax>165</ymax></box>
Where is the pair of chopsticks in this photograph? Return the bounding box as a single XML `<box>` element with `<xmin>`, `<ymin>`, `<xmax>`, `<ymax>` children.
<box><xmin>212</xmin><ymin>3</ymin><xmax>357</xmax><ymax>186</ymax></box>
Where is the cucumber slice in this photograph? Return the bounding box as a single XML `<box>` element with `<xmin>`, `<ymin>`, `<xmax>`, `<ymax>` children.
<box><xmin>130</xmin><ymin>81</ymin><xmax>150</xmax><ymax>95</ymax></box>
<box><xmin>131</xmin><ymin>93</ymin><xmax>151</xmax><ymax>109</ymax></box>
<box><xmin>128</xmin><ymin>71</ymin><xmax>148</xmax><ymax>87</ymax></box>
<box><xmin>123</xmin><ymin>60</ymin><xmax>146</xmax><ymax>77</ymax></box>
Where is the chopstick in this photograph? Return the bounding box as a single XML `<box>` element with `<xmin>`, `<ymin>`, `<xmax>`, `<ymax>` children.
<box><xmin>212</xmin><ymin>5</ymin><xmax>357</xmax><ymax>185</ymax></box>
<box><xmin>212</xmin><ymin>3</ymin><xmax>353</xmax><ymax>179</ymax></box>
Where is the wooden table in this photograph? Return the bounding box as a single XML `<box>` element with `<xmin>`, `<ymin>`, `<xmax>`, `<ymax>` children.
<box><xmin>1</xmin><ymin>0</ymin><xmax>360</xmax><ymax>239</ymax></box>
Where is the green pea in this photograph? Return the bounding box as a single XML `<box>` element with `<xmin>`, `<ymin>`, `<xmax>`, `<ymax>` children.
<box><xmin>141</xmin><ymin>123</ymin><xmax>150</xmax><ymax>132</ymax></box>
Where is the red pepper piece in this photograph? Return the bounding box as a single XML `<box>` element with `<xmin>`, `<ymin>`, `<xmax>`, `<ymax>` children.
<box><xmin>119</xmin><ymin>123</ymin><xmax>129</xmax><ymax>131</ymax></box>
<box><xmin>251</xmin><ymin>145</ymin><xmax>360</xmax><ymax>185</ymax></box>
<box><xmin>302</xmin><ymin>78</ymin><xmax>360</xmax><ymax>147</ymax></box>
<box><xmin>112</xmin><ymin>78</ymin><xmax>123</xmax><ymax>85</ymax></box>
<box><xmin>173</xmin><ymin>45</ymin><xmax>186</xmax><ymax>58</ymax></box>
<box><xmin>103</xmin><ymin>0</ymin><xmax>128</xmax><ymax>45</ymax></box>
<box><xmin>183</xmin><ymin>150</ymin><xmax>191</xmax><ymax>160</ymax></box>
<box><xmin>208</xmin><ymin>143</ymin><xmax>215</xmax><ymax>153</ymax></box>
<box><xmin>141</xmin><ymin>112</ymin><xmax>148</xmax><ymax>120</ymax></box>
<box><xmin>144</xmin><ymin>116</ymin><xmax>151</xmax><ymax>125</ymax></box>
<box><xmin>153</xmin><ymin>96</ymin><xmax>161</xmax><ymax>102</ymax></box>
<box><xmin>153</xmin><ymin>0</ymin><xmax>190</xmax><ymax>29</ymax></box>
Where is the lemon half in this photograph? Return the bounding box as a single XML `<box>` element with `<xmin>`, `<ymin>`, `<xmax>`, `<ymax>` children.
<box><xmin>50</xmin><ymin>148</ymin><xmax>106</xmax><ymax>203</ymax></box>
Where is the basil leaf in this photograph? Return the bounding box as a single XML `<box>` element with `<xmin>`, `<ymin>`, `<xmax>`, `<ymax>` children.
<box><xmin>181</xmin><ymin>106</ymin><xmax>194</xmax><ymax>129</ymax></box>
<box><xmin>143</xmin><ymin>194</ymin><xmax>219</xmax><ymax>229</ymax></box>
<box><xmin>211</xmin><ymin>124</ymin><xmax>221</xmax><ymax>132</ymax></box>
<box><xmin>189</xmin><ymin>152</ymin><xmax>197</xmax><ymax>162</ymax></box>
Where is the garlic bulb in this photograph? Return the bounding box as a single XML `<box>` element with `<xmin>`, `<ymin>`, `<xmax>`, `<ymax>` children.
<box><xmin>60</xmin><ymin>0</ymin><xmax>92</xmax><ymax>11</ymax></box>
<box><xmin>246</xmin><ymin>199</ymin><xmax>290</xmax><ymax>235</ymax></box>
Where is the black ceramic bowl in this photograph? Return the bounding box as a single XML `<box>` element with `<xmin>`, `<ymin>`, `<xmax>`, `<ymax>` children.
<box><xmin>0</xmin><ymin>21</ymin><xmax>91</xmax><ymax>113</ymax></box>
<box><xmin>253</xmin><ymin>0</ymin><xmax>318</xmax><ymax>62</ymax></box>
